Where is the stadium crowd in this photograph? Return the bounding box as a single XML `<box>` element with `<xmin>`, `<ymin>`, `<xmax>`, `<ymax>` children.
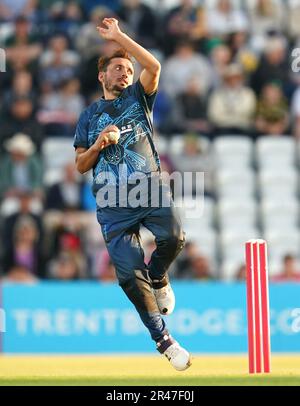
<box><xmin>0</xmin><ymin>0</ymin><xmax>300</xmax><ymax>283</ymax></box>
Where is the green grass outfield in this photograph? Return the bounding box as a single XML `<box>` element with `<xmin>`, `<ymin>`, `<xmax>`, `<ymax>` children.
<box><xmin>0</xmin><ymin>355</ymin><xmax>299</xmax><ymax>386</ymax></box>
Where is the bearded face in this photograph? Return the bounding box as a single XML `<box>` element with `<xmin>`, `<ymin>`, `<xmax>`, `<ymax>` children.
<box><xmin>99</xmin><ymin>57</ymin><xmax>134</xmax><ymax>98</ymax></box>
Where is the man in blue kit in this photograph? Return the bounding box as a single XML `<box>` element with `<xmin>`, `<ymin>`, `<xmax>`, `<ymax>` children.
<box><xmin>74</xmin><ymin>17</ymin><xmax>191</xmax><ymax>371</ymax></box>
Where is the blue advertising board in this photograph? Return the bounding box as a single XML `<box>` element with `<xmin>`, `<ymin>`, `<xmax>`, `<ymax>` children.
<box><xmin>0</xmin><ymin>282</ymin><xmax>299</xmax><ymax>353</ymax></box>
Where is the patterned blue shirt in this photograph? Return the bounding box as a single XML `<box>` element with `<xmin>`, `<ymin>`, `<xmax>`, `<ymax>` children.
<box><xmin>74</xmin><ymin>80</ymin><xmax>161</xmax><ymax>197</ymax></box>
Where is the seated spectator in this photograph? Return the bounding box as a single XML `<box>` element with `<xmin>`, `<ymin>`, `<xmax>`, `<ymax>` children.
<box><xmin>208</xmin><ymin>63</ymin><xmax>256</xmax><ymax>135</ymax></box>
<box><xmin>1</xmin><ymin>191</ymin><xmax>43</xmax><ymax>254</ymax></box>
<box><xmin>81</xmin><ymin>0</ymin><xmax>120</xmax><ymax>15</ymax></box>
<box><xmin>251</xmin><ymin>36</ymin><xmax>289</xmax><ymax>95</ymax></box>
<box><xmin>117</xmin><ymin>0</ymin><xmax>158</xmax><ymax>49</ymax></box>
<box><xmin>2</xmin><ymin>215</ymin><xmax>44</xmax><ymax>277</ymax></box>
<box><xmin>0</xmin><ymin>0</ymin><xmax>37</xmax><ymax>21</ymax></box>
<box><xmin>173</xmin><ymin>242</ymin><xmax>201</xmax><ymax>279</ymax></box>
<box><xmin>0</xmin><ymin>95</ymin><xmax>44</xmax><ymax>154</ymax></box>
<box><xmin>3</xmin><ymin>70</ymin><xmax>38</xmax><ymax>114</ymax></box>
<box><xmin>228</xmin><ymin>31</ymin><xmax>258</xmax><ymax>75</ymax></box>
<box><xmin>38</xmin><ymin>78</ymin><xmax>85</xmax><ymax>135</ymax></box>
<box><xmin>248</xmin><ymin>0</ymin><xmax>285</xmax><ymax>43</ymax></box>
<box><xmin>47</xmin><ymin>1</ymin><xmax>83</xmax><ymax>39</ymax></box>
<box><xmin>209</xmin><ymin>42</ymin><xmax>232</xmax><ymax>88</ymax></box>
<box><xmin>190</xmin><ymin>4</ymin><xmax>210</xmax><ymax>51</ymax></box>
<box><xmin>162</xmin><ymin>0</ymin><xmax>210</xmax><ymax>55</ymax></box>
<box><xmin>46</xmin><ymin>162</ymin><xmax>85</xmax><ymax>211</ymax></box>
<box><xmin>172</xmin><ymin>77</ymin><xmax>210</xmax><ymax>134</ymax></box>
<box><xmin>2</xmin><ymin>265</ymin><xmax>38</xmax><ymax>284</ymax></box>
<box><xmin>207</xmin><ymin>0</ymin><xmax>249</xmax><ymax>38</ymax></box>
<box><xmin>47</xmin><ymin>251</ymin><xmax>85</xmax><ymax>281</ymax></box>
<box><xmin>45</xmin><ymin>208</ymin><xmax>89</xmax><ymax>277</ymax></box>
<box><xmin>39</xmin><ymin>34</ymin><xmax>80</xmax><ymax>91</ymax></box>
<box><xmin>174</xmin><ymin>241</ymin><xmax>214</xmax><ymax>280</ymax></box>
<box><xmin>0</xmin><ymin>133</ymin><xmax>43</xmax><ymax>201</ymax></box>
<box><xmin>77</xmin><ymin>8</ymin><xmax>126</xmax><ymax>98</ymax></box>
<box><xmin>162</xmin><ymin>40</ymin><xmax>212</xmax><ymax>99</ymax></box>
<box><xmin>272</xmin><ymin>254</ymin><xmax>300</xmax><ymax>282</ymax></box>
<box><xmin>255</xmin><ymin>82</ymin><xmax>289</xmax><ymax>136</ymax></box>
<box><xmin>287</xmin><ymin>0</ymin><xmax>300</xmax><ymax>39</ymax></box>
<box><xmin>190</xmin><ymin>255</ymin><xmax>214</xmax><ymax>281</ymax></box>
<box><xmin>76</xmin><ymin>6</ymin><xmax>112</xmax><ymax>61</ymax></box>
<box><xmin>5</xmin><ymin>15</ymin><xmax>42</xmax><ymax>68</ymax></box>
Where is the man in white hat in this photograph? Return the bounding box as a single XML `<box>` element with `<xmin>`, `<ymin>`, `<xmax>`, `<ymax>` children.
<box><xmin>0</xmin><ymin>133</ymin><xmax>43</xmax><ymax>199</ymax></box>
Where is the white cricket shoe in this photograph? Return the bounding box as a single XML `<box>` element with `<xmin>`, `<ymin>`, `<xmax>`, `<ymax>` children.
<box><xmin>153</xmin><ymin>282</ymin><xmax>175</xmax><ymax>315</ymax></box>
<box><xmin>164</xmin><ymin>342</ymin><xmax>191</xmax><ymax>371</ymax></box>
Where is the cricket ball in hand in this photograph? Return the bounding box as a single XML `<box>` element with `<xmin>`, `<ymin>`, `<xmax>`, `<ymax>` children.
<box><xmin>108</xmin><ymin>129</ymin><xmax>120</xmax><ymax>144</ymax></box>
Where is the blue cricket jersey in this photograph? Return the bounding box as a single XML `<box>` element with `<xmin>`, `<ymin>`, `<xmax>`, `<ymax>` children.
<box><xmin>73</xmin><ymin>80</ymin><xmax>161</xmax><ymax>198</ymax></box>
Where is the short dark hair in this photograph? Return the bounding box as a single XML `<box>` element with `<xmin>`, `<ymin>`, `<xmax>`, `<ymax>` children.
<box><xmin>98</xmin><ymin>49</ymin><xmax>134</xmax><ymax>73</ymax></box>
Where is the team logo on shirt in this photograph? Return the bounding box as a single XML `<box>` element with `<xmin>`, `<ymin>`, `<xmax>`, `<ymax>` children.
<box><xmin>96</xmin><ymin>124</ymin><xmax>147</xmax><ymax>184</ymax></box>
<box><xmin>91</xmin><ymin>102</ymin><xmax>153</xmax><ymax>184</ymax></box>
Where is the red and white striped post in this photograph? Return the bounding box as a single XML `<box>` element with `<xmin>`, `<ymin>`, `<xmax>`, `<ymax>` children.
<box><xmin>245</xmin><ymin>239</ymin><xmax>271</xmax><ymax>374</ymax></box>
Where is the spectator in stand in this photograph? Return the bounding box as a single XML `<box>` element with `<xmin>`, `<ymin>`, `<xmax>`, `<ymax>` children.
<box><xmin>2</xmin><ymin>70</ymin><xmax>38</xmax><ymax>114</ymax></box>
<box><xmin>4</xmin><ymin>15</ymin><xmax>42</xmax><ymax>68</ymax></box>
<box><xmin>248</xmin><ymin>0</ymin><xmax>285</xmax><ymax>50</ymax></box>
<box><xmin>39</xmin><ymin>34</ymin><xmax>80</xmax><ymax>91</ymax></box>
<box><xmin>255</xmin><ymin>81</ymin><xmax>289</xmax><ymax>136</ymax></box>
<box><xmin>171</xmin><ymin>77</ymin><xmax>210</xmax><ymax>134</ymax></box>
<box><xmin>208</xmin><ymin>42</ymin><xmax>232</xmax><ymax>88</ymax></box>
<box><xmin>162</xmin><ymin>0</ymin><xmax>200</xmax><ymax>55</ymax></box>
<box><xmin>0</xmin><ymin>95</ymin><xmax>44</xmax><ymax>154</ymax></box>
<box><xmin>81</xmin><ymin>0</ymin><xmax>121</xmax><ymax>15</ymax></box>
<box><xmin>47</xmin><ymin>251</ymin><xmax>85</xmax><ymax>280</ymax></box>
<box><xmin>227</xmin><ymin>30</ymin><xmax>258</xmax><ymax>75</ymax></box>
<box><xmin>287</xmin><ymin>0</ymin><xmax>300</xmax><ymax>39</ymax></box>
<box><xmin>174</xmin><ymin>242</ymin><xmax>213</xmax><ymax>280</ymax></box>
<box><xmin>117</xmin><ymin>0</ymin><xmax>158</xmax><ymax>49</ymax></box>
<box><xmin>45</xmin><ymin>209</ymin><xmax>89</xmax><ymax>277</ymax></box>
<box><xmin>2</xmin><ymin>215</ymin><xmax>44</xmax><ymax>278</ymax></box>
<box><xmin>47</xmin><ymin>233</ymin><xmax>88</xmax><ymax>280</ymax></box>
<box><xmin>0</xmin><ymin>133</ymin><xmax>43</xmax><ymax>201</ymax></box>
<box><xmin>162</xmin><ymin>40</ymin><xmax>212</xmax><ymax>99</ymax></box>
<box><xmin>250</xmin><ymin>36</ymin><xmax>289</xmax><ymax>96</ymax></box>
<box><xmin>76</xmin><ymin>6</ymin><xmax>113</xmax><ymax>61</ymax></box>
<box><xmin>173</xmin><ymin>242</ymin><xmax>198</xmax><ymax>279</ymax></box>
<box><xmin>208</xmin><ymin>63</ymin><xmax>256</xmax><ymax>135</ymax></box>
<box><xmin>1</xmin><ymin>191</ymin><xmax>43</xmax><ymax>255</ymax></box>
<box><xmin>45</xmin><ymin>162</ymin><xmax>85</xmax><ymax>211</ymax></box>
<box><xmin>207</xmin><ymin>0</ymin><xmax>249</xmax><ymax>38</ymax></box>
<box><xmin>0</xmin><ymin>0</ymin><xmax>37</xmax><ymax>21</ymax></box>
<box><xmin>38</xmin><ymin>78</ymin><xmax>85</xmax><ymax>136</ymax></box>
<box><xmin>272</xmin><ymin>254</ymin><xmax>300</xmax><ymax>282</ymax></box>
<box><xmin>191</xmin><ymin>255</ymin><xmax>213</xmax><ymax>281</ymax></box>
<box><xmin>76</xmin><ymin>7</ymin><xmax>129</xmax><ymax>98</ymax></box>
<box><xmin>46</xmin><ymin>1</ymin><xmax>83</xmax><ymax>39</ymax></box>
